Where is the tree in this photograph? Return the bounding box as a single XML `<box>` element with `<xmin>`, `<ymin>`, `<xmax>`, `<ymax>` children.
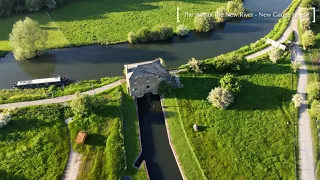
<box><xmin>220</xmin><ymin>73</ymin><xmax>241</xmax><ymax>94</ymax></box>
<box><xmin>188</xmin><ymin>57</ymin><xmax>202</xmax><ymax>73</ymax></box>
<box><xmin>291</xmin><ymin>61</ymin><xmax>301</xmax><ymax>73</ymax></box>
<box><xmin>0</xmin><ymin>0</ymin><xmax>14</xmax><ymax>16</ymax></box>
<box><xmin>307</xmin><ymin>81</ymin><xmax>320</xmax><ymax>102</ymax></box>
<box><xmin>194</xmin><ymin>14</ymin><xmax>214</xmax><ymax>32</ymax></box>
<box><xmin>301</xmin><ymin>30</ymin><xmax>316</xmax><ymax>50</ymax></box>
<box><xmin>226</xmin><ymin>1</ymin><xmax>244</xmax><ymax>15</ymax></box>
<box><xmin>215</xmin><ymin>7</ymin><xmax>227</xmax><ymax>22</ymax></box>
<box><xmin>292</xmin><ymin>93</ymin><xmax>304</xmax><ymax>107</ymax></box>
<box><xmin>25</xmin><ymin>0</ymin><xmax>44</xmax><ymax>12</ymax></box>
<box><xmin>207</xmin><ymin>87</ymin><xmax>234</xmax><ymax>109</ymax></box>
<box><xmin>176</xmin><ymin>24</ymin><xmax>189</xmax><ymax>36</ymax></box>
<box><xmin>310</xmin><ymin>100</ymin><xmax>320</xmax><ymax>119</ymax></box>
<box><xmin>128</xmin><ymin>32</ymin><xmax>137</xmax><ymax>44</ymax></box>
<box><xmin>300</xmin><ymin>19</ymin><xmax>311</xmax><ymax>32</ymax></box>
<box><xmin>45</xmin><ymin>0</ymin><xmax>57</xmax><ymax>9</ymax></box>
<box><xmin>9</xmin><ymin>17</ymin><xmax>48</xmax><ymax>60</ymax></box>
<box><xmin>269</xmin><ymin>48</ymin><xmax>282</xmax><ymax>63</ymax></box>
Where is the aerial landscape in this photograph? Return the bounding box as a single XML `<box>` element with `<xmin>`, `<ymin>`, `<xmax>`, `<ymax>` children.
<box><xmin>0</xmin><ymin>0</ymin><xmax>320</xmax><ymax>179</ymax></box>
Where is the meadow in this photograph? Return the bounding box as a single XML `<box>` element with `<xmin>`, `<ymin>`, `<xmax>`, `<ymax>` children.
<box><xmin>164</xmin><ymin>54</ymin><xmax>298</xmax><ymax>179</ymax></box>
<box><xmin>0</xmin><ymin>105</ymin><xmax>69</xmax><ymax>179</ymax></box>
<box><xmin>0</xmin><ymin>76</ymin><xmax>121</xmax><ymax>104</ymax></box>
<box><xmin>0</xmin><ymin>0</ymin><xmax>227</xmax><ymax>53</ymax></box>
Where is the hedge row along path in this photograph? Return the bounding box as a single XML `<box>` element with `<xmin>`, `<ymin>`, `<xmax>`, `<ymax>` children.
<box><xmin>0</xmin><ymin>6</ymin><xmax>315</xmax><ymax>180</ymax></box>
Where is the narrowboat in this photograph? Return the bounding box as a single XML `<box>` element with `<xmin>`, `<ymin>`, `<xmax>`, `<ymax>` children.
<box><xmin>12</xmin><ymin>76</ymin><xmax>70</xmax><ymax>89</ymax></box>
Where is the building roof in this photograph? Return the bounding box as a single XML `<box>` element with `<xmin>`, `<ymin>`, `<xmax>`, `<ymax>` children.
<box><xmin>17</xmin><ymin>77</ymin><xmax>61</xmax><ymax>86</ymax></box>
<box><xmin>75</xmin><ymin>131</ymin><xmax>87</xmax><ymax>144</ymax></box>
<box><xmin>125</xmin><ymin>59</ymin><xmax>168</xmax><ymax>81</ymax></box>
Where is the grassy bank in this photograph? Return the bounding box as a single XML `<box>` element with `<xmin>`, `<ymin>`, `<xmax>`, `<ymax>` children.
<box><xmin>0</xmin><ymin>0</ymin><xmax>227</xmax><ymax>53</ymax></box>
<box><xmin>167</xmin><ymin>54</ymin><xmax>298</xmax><ymax>179</ymax></box>
<box><xmin>0</xmin><ymin>105</ymin><xmax>69</xmax><ymax>179</ymax></box>
<box><xmin>121</xmin><ymin>84</ymin><xmax>148</xmax><ymax>180</ymax></box>
<box><xmin>0</xmin><ymin>76</ymin><xmax>121</xmax><ymax>104</ymax></box>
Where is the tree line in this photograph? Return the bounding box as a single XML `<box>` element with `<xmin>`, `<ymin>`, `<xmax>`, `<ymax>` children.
<box><xmin>0</xmin><ymin>0</ymin><xmax>74</xmax><ymax>17</ymax></box>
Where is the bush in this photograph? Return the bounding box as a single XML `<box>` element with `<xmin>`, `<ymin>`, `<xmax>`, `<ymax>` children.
<box><xmin>292</xmin><ymin>93</ymin><xmax>304</xmax><ymax>107</ymax></box>
<box><xmin>215</xmin><ymin>6</ymin><xmax>227</xmax><ymax>22</ymax></box>
<box><xmin>0</xmin><ymin>112</ymin><xmax>11</xmax><ymax>128</ymax></box>
<box><xmin>25</xmin><ymin>0</ymin><xmax>44</xmax><ymax>12</ymax></box>
<box><xmin>300</xmin><ymin>19</ymin><xmax>311</xmax><ymax>32</ymax></box>
<box><xmin>45</xmin><ymin>0</ymin><xmax>57</xmax><ymax>9</ymax></box>
<box><xmin>176</xmin><ymin>24</ymin><xmax>189</xmax><ymax>36</ymax></box>
<box><xmin>194</xmin><ymin>14</ymin><xmax>214</xmax><ymax>32</ymax></box>
<box><xmin>158</xmin><ymin>81</ymin><xmax>174</xmax><ymax>96</ymax></box>
<box><xmin>310</xmin><ymin>100</ymin><xmax>320</xmax><ymax>120</ymax></box>
<box><xmin>301</xmin><ymin>0</ymin><xmax>312</xmax><ymax>7</ymax></box>
<box><xmin>226</xmin><ymin>0</ymin><xmax>244</xmax><ymax>15</ymax></box>
<box><xmin>269</xmin><ymin>48</ymin><xmax>282</xmax><ymax>63</ymax></box>
<box><xmin>135</xmin><ymin>27</ymin><xmax>151</xmax><ymax>43</ymax></box>
<box><xmin>220</xmin><ymin>73</ymin><xmax>241</xmax><ymax>94</ymax></box>
<box><xmin>301</xmin><ymin>30</ymin><xmax>316</xmax><ymax>50</ymax></box>
<box><xmin>307</xmin><ymin>81</ymin><xmax>320</xmax><ymax>102</ymax></box>
<box><xmin>207</xmin><ymin>87</ymin><xmax>234</xmax><ymax>109</ymax></box>
<box><xmin>70</xmin><ymin>93</ymin><xmax>93</xmax><ymax>117</ymax></box>
<box><xmin>129</xmin><ymin>24</ymin><xmax>173</xmax><ymax>43</ymax></box>
<box><xmin>188</xmin><ymin>57</ymin><xmax>202</xmax><ymax>73</ymax></box>
<box><xmin>291</xmin><ymin>61</ymin><xmax>301</xmax><ymax>73</ymax></box>
<box><xmin>205</xmin><ymin>52</ymin><xmax>247</xmax><ymax>72</ymax></box>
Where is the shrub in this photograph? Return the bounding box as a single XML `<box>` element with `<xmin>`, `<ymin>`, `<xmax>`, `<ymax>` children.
<box><xmin>150</xmin><ymin>26</ymin><xmax>166</xmax><ymax>41</ymax></box>
<box><xmin>160</xmin><ymin>24</ymin><xmax>174</xmax><ymax>39</ymax></box>
<box><xmin>0</xmin><ymin>112</ymin><xmax>11</xmax><ymax>128</ymax></box>
<box><xmin>45</xmin><ymin>0</ymin><xmax>57</xmax><ymax>9</ymax></box>
<box><xmin>310</xmin><ymin>100</ymin><xmax>320</xmax><ymax>119</ymax></box>
<box><xmin>70</xmin><ymin>93</ymin><xmax>93</xmax><ymax>117</ymax></box>
<box><xmin>207</xmin><ymin>87</ymin><xmax>234</xmax><ymax>109</ymax></box>
<box><xmin>25</xmin><ymin>0</ymin><xmax>44</xmax><ymax>12</ymax></box>
<box><xmin>194</xmin><ymin>14</ymin><xmax>214</xmax><ymax>32</ymax></box>
<box><xmin>300</xmin><ymin>19</ymin><xmax>310</xmax><ymax>32</ymax></box>
<box><xmin>292</xmin><ymin>93</ymin><xmax>304</xmax><ymax>107</ymax></box>
<box><xmin>269</xmin><ymin>48</ymin><xmax>282</xmax><ymax>63</ymax></box>
<box><xmin>176</xmin><ymin>24</ymin><xmax>189</xmax><ymax>36</ymax></box>
<box><xmin>188</xmin><ymin>57</ymin><xmax>202</xmax><ymax>73</ymax></box>
<box><xmin>220</xmin><ymin>73</ymin><xmax>241</xmax><ymax>94</ymax></box>
<box><xmin>135</xmin><ymin>27</ymin><xmax>151</xmax><ymax>43</ymax></box>
<box><xmin>158</xmin><ymin>81</ymin><xmax>174</xmax><ymax>96</ymax></box>
<box><xmin>215</xmin><ymin>6</ymin><xmax>227</xmax><ymax>22</ymax></box>
<box><xmin>301</xmin><ymin>0</ymin><xmax>312</xmax><ymax>7</ymax></box>
<box><xmin>226</xmin><ymin>0</ymin><xmax>244</xmax><ymax>15</ymax></box>
<box><xmin>291</xmin><ymin>61</ymin><xmax>301</xmax><ymax>73</ymax></box>
<box><xmin>302</xmin><ymin>30</ymin><xmax>316</xmax><ymax>50</ymax></box>
<box><xmin>307</xmin><ymin>81</ymin><xmax>320</xmax><ymax>102</ymax></box>
<box><xmin>128</xmin><ymin>31</ymin><xmax>137</xmax><ymax>44</ymax></box>
<box><xmin>206</xmin><ymin>52</ymin><xmax>247</xmax><ymax>72</ymax></box>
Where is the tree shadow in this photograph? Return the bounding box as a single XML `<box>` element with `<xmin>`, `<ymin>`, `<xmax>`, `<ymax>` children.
<box><xmin>0</xmin><ymin>170</ymin><xmax>27</xmax><ymax>180</ymax></box>
<box><xmin>84</xmin><ymin>133</ymin><xmax>106</xmax><ymax>146</ymax></box>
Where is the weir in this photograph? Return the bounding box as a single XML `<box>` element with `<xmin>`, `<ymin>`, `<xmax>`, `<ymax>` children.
<box><xmin>137</xmin><ymin>93</ymin><xmax>182</xmax><ymax>180</ymax></box>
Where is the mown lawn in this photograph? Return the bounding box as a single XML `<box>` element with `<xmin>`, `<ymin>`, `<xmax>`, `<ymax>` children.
<box><xmin>68</xmin><ymin>86</ymin><xmax>147</xmax><ymax>180</ymax></box>
<box><xmin>165</xmin><ymin>55</ymin><xmax>298</xmax><ymax>179</ymax></box>
<box><xmin>0</xmin><ymin>105</ymin><xmax>69</xmax><ymax>179</ymax></box>
<box><xmin>0</xmin><ymin>76</ymin><xmax>121</xmax><ymax>104</ymax></box>
<box><xmin>0</xmin><ymin>0</ymin><xmax>227</xmax><ymax>53</ymax></box>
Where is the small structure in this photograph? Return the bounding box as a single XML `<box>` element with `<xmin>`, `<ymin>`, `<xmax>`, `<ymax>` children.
<box><xmin>193</xmin><ymin>124</ymin><xmax>198</xmax><ymax>132</ymax></box>
<box><xmin>124</xmin><ymin>59</ymin><xmax>173</xmax><ymax>98</ymax></box>
<box><xmin>75</xmin><ymin>131</ymin><xmax>87</xmax><ymax>144</ymax></box>
<box><xmin>266</xmin><ymin>38</ymin><xmax>286</xmax><ymax>50</ymax></box>
<box><xmin>13</xmin><ymin>76</ymin><xmax>70</xmax><ymax>89</ymax></box>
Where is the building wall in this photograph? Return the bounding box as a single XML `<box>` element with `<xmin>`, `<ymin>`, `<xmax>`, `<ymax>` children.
<box><xmin>129</xmin><ymin>75</ymin><xmax>166</xmax><ymax>98</ymax></box>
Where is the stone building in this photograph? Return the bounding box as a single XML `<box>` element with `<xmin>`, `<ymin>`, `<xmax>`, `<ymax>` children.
<box><xmin>124</xmin><ymin>59</ymin><xmax>172</xmax><ymax>98</ymax></box>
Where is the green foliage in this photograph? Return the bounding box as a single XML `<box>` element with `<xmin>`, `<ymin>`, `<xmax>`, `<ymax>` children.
<box><xmin>127</xmin><ymin>31</ymin><xmax>137</xmax><ymax>44</ymax></box>
<box><xmin>207</xmin><ymin>87</ymin><xmax>234</xmax><ymax>109</ymax></box>
<box><xmin>135</xmin><ymin>27</ymin><xmax>151</xmax><ymax>43</ymax></box>
<box><xmin>302</xmin><ymin>30</ymin><xmax>316</xmax><ymax>50</ymax></box>
<box><xmin>204</xmin><ymin>52</ymin><xmax>247</xmax><ymax>72</ymax></box>
<box><xmin>290</xmin><ymin>61</ymin><xmax>301</xmax><ymax>73</ymax></box>
<box><xmin>310</xmin><ymin>100</ymin><xmax>320</xmax><ymax>120</ymax></box>
<box><xmin>158</xmin><ymin>81</ymin><xmax>174</xmax><ymax>96</ymax></box>
<box><xmin>0</xmin><ymin>112</ymin><xmax>11</xmax><ymax>128</ymax></box>
<box><xmin>292</xmin><ymin>93</ymin><xmax>304</xmax><ymax>107</ymax></box>
<box><xmin>128</xmin><ymin>24</ymin><xmax>173</xmax><ymax>43</ymax></box>
<box><xmin>0</xmin><ymin>105</ymin><xmax>69</xmax><ymax>179</ymax></box>
<box><xmin>176</xmin><ymin>24</ymin><xmax>189</xmax><ymax>36</ymax></box>
<box><xmin>301</xmin><ymin>0</ymin><xmax>312</xmax><ymax>7</ymax></box>
<box><xmin>70</xmin><ymin>93</ymin><xmax>104</xmax><ymax>118</ymax></box>
<box><xmin>194</xmin><ymin>14</ymin><xmax>214</xmax><ymax>32</ymax></box>
<box><xmin>9</xmin><ymin>17</ymin><xmax>48</xmax><ymax>60</ymax></box>
<box><xmin>220</xmin><ymin>73</ymin><xmax>241</xmax><ymax>94</ymax></box>
<box><xmin>215</xmin><ymin>6</ymin><xmax>227</xmax><ymax>22</ymax></box>
<box><xmin>226</xmin><ymin>0</ymin><xmax>244</xmax><ymax>15</ymax></box>
<box><xmin>269</xmin><ymin>48</ymin><xmax>282</xmax><ymax>63</ymax></box>
<box><xmin>307</xmin><ymin>81</ymin><xmax>320</xmax><ymax>102</ymax></box>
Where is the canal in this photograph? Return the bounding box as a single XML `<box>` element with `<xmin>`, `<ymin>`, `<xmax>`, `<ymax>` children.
<box><xmin>137</xmin><ymin>94</ymin><xmax>182</xmax><ymax>180</ymax></box>
<box><xmin>0</xmin><ymin>0</ymin><xmax>292</xmax><ymax>88</ymax></box>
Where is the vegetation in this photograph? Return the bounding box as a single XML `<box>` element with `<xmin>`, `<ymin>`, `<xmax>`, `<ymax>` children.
<box><xmin>166</xmin><ymin>54</ymin><xmax>297</xmax><ymax>179</ymax></box>
<box><xmin>310</xmin><ymin>100</ymin><xmax>320</xmax><ymax>120</ymax></box>
<box><xmin>215</xmin><ymin>6</ymin><xmax>227</xmax><ymax>22</ymax></box>
<box><xmin>207</xmin><ymin>87</ymin><xmax>234</xmax><ymax>109</ymax></box>
<box><xmin>176</xmin><ymin>24</ymin><xmax>190</xmax><ymax>36</ymax></box>
<box><xmin>306</xmin><ymin>81</ymin><xmax>320</xmax><ymax>102</ymax></box>
<box><xmin>219</xmin><ymin>73</ymin><xmax>241</xmax><ymax>94</ymax></box>
<box><xmin>9</xmin><ymin>17</ymin><xmax>48</xmax><ymax>60</ymax></box>
<box><xmin>292</xmin><ymin>93</ymin><xmax>304</xmax><ymax>107</ymax></box>
<box><xmin>203</xmin><ymin>52</ymin><xmax>247</xmax><ymax>72</ymax></box>
<box><xmin>128</xmin><ymin>24</ymin><xmax>173</xmax><ymax>44</ymax></box>
<box><xmin>290</xmin><ymin>61</ymin><xmax>301</xmax><ymax>73</ymax></box>
<box><xmin>302</xmin><ymin>30</ymin><xmax>316</xmax><ymax>50</ymax></box>
<box><xmin>188</xmin><ymin>57</ymin><xmax>202</xmax><ymax>73</ymax></box>
<box><xmin>0</xmin><ymin>112</ymin><xmax>11</xmax><ymax>128</ymax></box>
<box><xmin>226</xmin><ymin>0</ymin><xmax>244</xmax><ymax>16</ymax></box>
<box><xmin>0</xmin><ymin>76</ymin><xmax>121</xmax><ymax>104</ymax></box>
<box><xmin>269</xmin><ymin>48</ymin><xmax>282</xmax><ymax>63</ymax></box>
<box><xmin>0</xmin><ymin>105</ymin><xmax>69</xmax><ymax>179</ymax></box>
<box><xmin>194</xmin><ymin>14</ymin><xmax>214</xmax><ymax>32</ymax></box>
<box><xmin>158</xmin><ymin>81</ymin><xmax>174</xmax><ymax>97</ymax></box>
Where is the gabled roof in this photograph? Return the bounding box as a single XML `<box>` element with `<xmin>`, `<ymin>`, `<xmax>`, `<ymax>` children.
<box><xmin>125</xmin><ymin>59</ymin><xmax>168</xmax><ymax>80</ymax></box>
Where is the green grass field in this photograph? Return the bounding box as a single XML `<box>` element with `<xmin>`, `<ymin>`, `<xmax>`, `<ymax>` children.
<box><xmin>0</xmin><ymin>105</ymin><xmax>69</xmax><ymax>179</ymax></box>
<box><xmin>0</xmin><ymin>0</ymin><xmax>227</xmax><ymax>53</ymax></box>
<box><xmin>164</xmin><ymin>54</ymin><xmax>298</xmax><ymax>179</ymax></box>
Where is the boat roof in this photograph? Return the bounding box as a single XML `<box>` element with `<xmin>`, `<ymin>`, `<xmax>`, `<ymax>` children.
<box><xmin>17</xmin><ymin>77</ymin><xmax>61</xmax><ymax>86</ymax></box>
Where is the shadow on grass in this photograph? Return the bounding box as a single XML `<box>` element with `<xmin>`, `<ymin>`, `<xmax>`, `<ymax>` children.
<box><xmin>85</xmin><ymin>133</ymin><xmax>106</xmax><ymax>146</ymax></box>
<box><xmin>0</xmin><ymin>170</ymin><xmax>27</xmax><ymax>180</ymax></box>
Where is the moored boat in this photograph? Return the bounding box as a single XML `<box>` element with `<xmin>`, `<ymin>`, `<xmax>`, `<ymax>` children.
<box><xmin>12</xmin><ymin>76</ymin><xmax>70</xmax><ymax>89</ymax></box>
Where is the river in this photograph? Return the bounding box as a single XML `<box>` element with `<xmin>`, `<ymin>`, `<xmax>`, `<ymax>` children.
<box><xmin>0</xmin><ymin>0</ymin><xmax>291</xmax><ymax>89</ymax></box>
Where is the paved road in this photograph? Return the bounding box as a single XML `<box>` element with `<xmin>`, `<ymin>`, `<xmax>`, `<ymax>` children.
<box><xmin>289</xmin><ymin>9</ymin><xmax>316</xmax><ymax>180</ymax></box>
<box><xmin>246</xmin><ymin>11</ymin><xmax>299</xmax><ymax>60</ymax></box>
<box><xmin>0</xmin><ymin>79</ymin><xmax>125</xmax><ymax>109</ymax></box>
